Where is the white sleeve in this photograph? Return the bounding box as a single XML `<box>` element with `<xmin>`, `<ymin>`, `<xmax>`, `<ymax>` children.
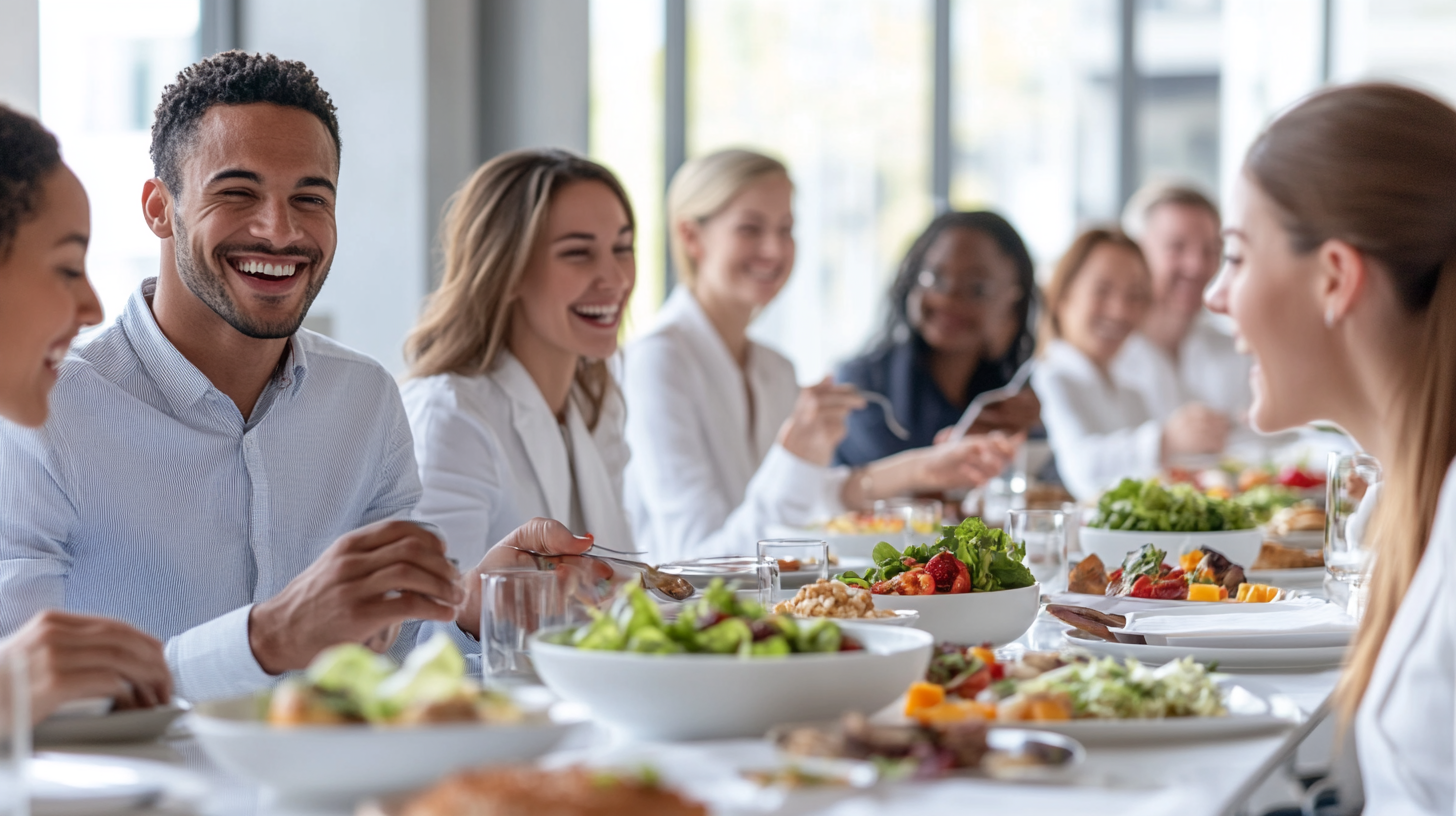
<box><xmin>624</xmin><ymin>340</ymin><xmax>841</xmax><ymax>562</ymax></box>
<box><xmin>1036</xmin><ymin>369</ymin><xmax>1162</xmax><ymax>502</ymax></box>
<box><xmin>404</xmin><ymin>382</ymin><xmax>518</xmax><ymax>569</ymax></box>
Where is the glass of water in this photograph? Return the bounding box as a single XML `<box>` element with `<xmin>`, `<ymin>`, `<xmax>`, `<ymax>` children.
<box><xmin>1006</xmin><ymin>508</ymin><xmax>1068</xmax><ymax>592</ymax></box>
<box><xmin>0</xmin><ymin>652</ymin><xmax>28</xmax><ymax>816</ymax></box>
<box><xmin>872</xmin><ymin>498</ymin><xmax>944</xmax><ymax>548</ymax></box>
<box><xmin>1325</xmin><ymin>452</ymin><xmax>1383</xmax><ymax>610</ymax></box>
<box><xmin>480</xmin><ymin>569</ymin><xmax>590</xmax><ymax>688</ymax></box>
<box><xmin>757</xmin><ymin>539</ymin><xmax>830</xmax><ymax>604</ymax></box>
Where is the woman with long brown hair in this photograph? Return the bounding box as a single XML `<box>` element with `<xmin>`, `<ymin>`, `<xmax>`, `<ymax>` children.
<box><xmin>403</xmin><ymin>149</ymin><xmax>636</xmax><ymax>566</ymax></box>
<box><xmin>1207</xmin><ymin>82</ymin><xmax>1456</xmax><ymax>810</ymax></box>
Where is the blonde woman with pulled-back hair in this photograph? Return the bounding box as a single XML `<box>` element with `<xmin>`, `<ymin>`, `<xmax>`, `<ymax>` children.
<box><xmin>1206</xmin><ymin>83</ymin><xmax>1456</xmax><ymax>811</ymax></box>
<box><xmin>623</xmin><ymin>148</ymin><xmax>1021</xmax><ymax>562</ymax></box>
<box><xmin>403</xmin><ymin>149</ymin><xmax>636</xmax><ymax>567</ymax></box>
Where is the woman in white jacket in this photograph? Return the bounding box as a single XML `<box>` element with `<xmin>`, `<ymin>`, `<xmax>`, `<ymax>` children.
<box><xmin>403</xmin><ymin>149</ymin><xmax>636</xmax><ymax>567</ymax></box>
<box><xmin>623</xmin><ymin>149</ymin><xmax>1020</xmax><ymax>562</ymax></box>
<box><xmin>1033</xmin><ymin>228</ymin><xmax>1229</xmax><ymax>501</ymax></box>
<box><xmin>1207</xmin><ymin>83</ymin><xmax>1456</xmax><ymax>813</ymax></box>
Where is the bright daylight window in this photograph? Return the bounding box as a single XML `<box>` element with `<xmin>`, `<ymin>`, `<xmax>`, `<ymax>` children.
<box><xmin>688</xmin><ymin>0</ymin><xmax>934</xmax><ymax>382</ymax></box>
<box><xmin>38</xmin><ymin>0</ymin><xmax>201</xmax><ymax>331</ymax></box>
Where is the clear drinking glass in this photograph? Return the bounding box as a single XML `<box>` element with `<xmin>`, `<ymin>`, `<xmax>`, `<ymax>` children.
<box><xmin>480</xmin><ymin>569</ymin><xmax>587</xmax><ymax>688</ymax></box>
<box><xmin>757</xmin><ymin>539</ymin><xmax>830</xmax><ymax>604</ymax></box>
<box><xmin>872</xmin><ymin>498</ymin><xmax>944</xmax><ymax>548</ymax></box>
<box><xmin>0</xmin><ymin>652</ymin><xmax>28</xmax><ymax>816</ymax></box>
<box><xmin>1326</xmin><ymin>452</ymin><xmax>1383</xmax><ymax>616</ymax></box>
<box><xmin>1006</xmin><ymin>508</ymin><xmax>1068</xmax><ymax>592</ymax></box>
<box><xmin>1061</xmin><ymin>501</ymin><xmax>1083</xmax><ymax>559</ymax></box>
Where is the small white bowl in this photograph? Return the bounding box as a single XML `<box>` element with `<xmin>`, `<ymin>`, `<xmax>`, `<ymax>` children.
<box><xmin>881</xmin><ymin>582</ymin><xmax>1041</xmax><ymax>646</ymax></box>
<box><xmin>529</xmin><ymin>622</ymin><xmax>933</xmax><ymax>741</ymax></box>
<box><xmin>189</xmin><ymin>695</ymin><xmax>582</xmax><ymax>800</ymax></box>
<box><xmin>1078</xmin><ymin>528</ymin><xmax>1263</xmax><ymax>570</ymax></box>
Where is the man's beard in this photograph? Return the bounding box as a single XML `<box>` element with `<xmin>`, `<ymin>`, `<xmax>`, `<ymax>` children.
<box><xmin>173</xmin><ymin>216</ymin><xmax>329</xmax><ymax>340</ymax></box>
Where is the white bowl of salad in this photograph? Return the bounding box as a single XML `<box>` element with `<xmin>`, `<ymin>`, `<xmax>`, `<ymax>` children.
<box><xmin>1082</xmin><ymin>478</ymin><xmax>1263</xmax><ymax>568</ymax></box>
<box><xmin>835</xmin><ymin>517</ymin><xmax>1042</xmax><ymax>646</ymax></box>
<box><xmin>529</xmin><ymin>582</ymin><xmax>934</xmax><ymax>741</ymax></box>
<box><xmin>189</xmin><ymin>635</ymin><xmax>582</xmax><ymax>799</ymax></box>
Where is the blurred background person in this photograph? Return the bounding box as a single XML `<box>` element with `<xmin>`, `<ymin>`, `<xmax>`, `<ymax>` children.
<box><xmin>623</xmin><ymin>149</ymin><xmax>1019</xmax><ymax>562</ymax></box>
<box><xmin>1114</xmin><ymin>182</ymin><xmax>1250</xmax><ymax>426</ymax></box>
<box><xmin>1034</xmin><ymin>228</ymin><xmax>1229</xmax><ymax>501</ymax></box>
<box><xmin>835</xmin><ymin>211</ymin><xmax>1040</xmax><ymax>466</ymax></box>
<box><xmin>0</xmin><ymin>105</ymin><xmax>173</xmax><ymax>721</ymax></box>
<box><xmin>404</xmin><ymin>150</ymin><xmax>636</xmax><ymax>568</ymax></box>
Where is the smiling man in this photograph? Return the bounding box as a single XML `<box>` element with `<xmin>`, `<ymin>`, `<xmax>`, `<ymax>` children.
<box><xmin>0</xmin><ymin>51</ymin><xmax>579</xmax><ymax>701</ymax></box>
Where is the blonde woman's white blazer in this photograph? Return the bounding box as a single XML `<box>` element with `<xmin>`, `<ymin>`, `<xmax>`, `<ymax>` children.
<box><xmin>402</xmin><ymin>351</ymin><xmax>633</xmax><ymax>567</ymax></box>
<box><xmin>622</xmin><ymin>288</ymin><xmax>845</xmax><ymax>563</ymax></box>
<box><xmin>1032</xmin><ymin>339</ymin><xmax>1162</xmax><ymax>502</ymax></box>
<box><xmin>1355</xmin><ymin>461</ymin><xmax>1456</xmax><ymax>814</ymax></box>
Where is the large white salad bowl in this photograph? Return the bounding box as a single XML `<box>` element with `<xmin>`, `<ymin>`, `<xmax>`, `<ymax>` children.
<box><xmin>882</xmin><ymin>582</ymin><xmax>1041</xmax><ymax>645</ymax></box>
<box><xmin>1078</xmin><ymin>528</ymin><xmax>1263</xmax><ymax>570</ymax></box>
<box><xmin>529</xmin><ymin>621</ymin><xmax>933</xmax><ymax>741</ymax></box>
<box><xmin>188</xmin><ymin>695</ymin><xmax>582</xmax><ymax>800</ymax></box>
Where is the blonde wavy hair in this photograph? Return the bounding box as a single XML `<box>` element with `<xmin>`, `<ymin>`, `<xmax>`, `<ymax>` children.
<box><xmin>405</xmin><ymin>148</ymin><xmax>635</xmax><ymax>430</ymax></box>
<box><xmin>666</xmin><ymin>148</ymin><xmax>790</xmax><ymax>289</ymax></box>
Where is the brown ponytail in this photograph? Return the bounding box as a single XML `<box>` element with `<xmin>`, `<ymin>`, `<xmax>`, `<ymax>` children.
<box><xmin>1243</xmin><ymin>83</ymin><xmax>1456</xmax><ymax>720</ymax></box>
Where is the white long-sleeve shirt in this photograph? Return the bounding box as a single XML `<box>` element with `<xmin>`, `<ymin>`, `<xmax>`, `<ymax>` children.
<box><xmin>402</xmin><ymin>350</ymin><xmax>634</xmax><ymax>567</ymax></box>
<box><xmin>1110</xmin><ymin>313</ymin><xmax>1253</xmax><ymax>423</ymax></box>
<box><xmin>1356</xmin><ymin>460</ymin><xmax>1456</xmax><ymax>813</ymax></box>
<box><xmin>622</xmin><ymin>288</ymin><xmax>846</xmax><ymax>563</ymax></box>
<box><xmin>1033</xmin><ymin>339</ymin><xmax>1163</xmax><ymax>501</ymax></box>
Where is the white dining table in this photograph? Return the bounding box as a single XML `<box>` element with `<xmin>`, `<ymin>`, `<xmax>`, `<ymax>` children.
<box><xmin>47</xmin><ymin>604</ymin><xmax>1345</xmax><ymax>816</ymax></box>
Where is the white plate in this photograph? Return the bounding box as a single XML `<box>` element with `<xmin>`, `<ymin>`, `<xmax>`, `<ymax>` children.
<box><xmin>1247</xmin><ymin>567</ymin><xmax>1325</xmax><ymax>587</ymax></box>
<box><xmin>189</xmin><ymin>691</ymin><xmax>585</xmax><ymax>800</ymax></box>
<box><xmin>789</xmin><ymin>609</ymin><xmax>920</xmax><ymax>627</ymax></box>
<box><xmin>1021</xmin><ymin>677</ymin><xmax>1303</xmax><ymax>745</ymax></box>
<box><xmin>27</xmin><ymin>752</ymin><xmax>207</xmax><ymax>816</ymax></box>
<box><xmin>34</xmin><ymin>703</ymin><xmax>187</xmax><ymax>746</ymax></box>
<box><xmin>1062</xmin><ymin>628</ymin><xmax>1347</xmax><ymax>671</ymax></box>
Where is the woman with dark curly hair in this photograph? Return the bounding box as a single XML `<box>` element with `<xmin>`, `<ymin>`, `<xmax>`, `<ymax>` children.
<box><xmin>835</xmin><ymin>211</ymin><xmax>1041</xmax><ymax>466</ymax></box>
<box><xmin>0</xmin><ymin>104</ymin><xmax>173</xmax><ymax>722</ymax></box>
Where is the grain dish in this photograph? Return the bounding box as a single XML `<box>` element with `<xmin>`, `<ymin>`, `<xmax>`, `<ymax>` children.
<box><xmin>773</xmin><ymin>579</ymin><xmax>897</xmax><ymax>619</ymax></box>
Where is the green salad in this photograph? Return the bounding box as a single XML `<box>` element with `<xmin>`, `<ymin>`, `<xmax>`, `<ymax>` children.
<box><xmin>835</xmin><ymin>516</ymin><xmax>1036</xmax><ymax>593</ymax></box>
<box><xmin>545</xmin><ymin>579</ymin><xmax>854</xmax><ymax>657</ymax></box>
<box><xmin>1009</xmin><ymin>656</ymin><xmax>1226</xmax><ymax>719</ymax></box>
<box><xmin>1091</xmin><ymin>478</ymin><xmax>1257</xmax><ymax>532</ymax></box>
<box><xmin>1233</xmin><ymin>484</ymin><xmax>1302</xmax><ymax>524</ymax></box>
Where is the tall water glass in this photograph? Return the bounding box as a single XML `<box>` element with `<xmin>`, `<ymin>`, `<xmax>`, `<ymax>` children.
<box><xmin>872</xmin><ymin>498</ymin><xmax>944</xmax><ymax>548</ymax></box>
<box><xmin>480</xmin><ymin>570</ymin><xmax>582</xmax><ymax>688</ymax></box>
<box><xmin>1326</xmin><ymin>452</ymin><xmax>1382</xmax><ymax>616</ymax></box>
<box><xmin>757</xmin><ymin>539</ymin><xmax>830</xmax><ymax>604</ymax></box>
<box><xmin>0</xmin><ymin>653</ymin><xmax>28</xmax><ymax>816</ymax></box>
<box><xmin>1006</xmin><ymin>509</ymin><xmax>1068</xmax><ymax>592</ymax></box>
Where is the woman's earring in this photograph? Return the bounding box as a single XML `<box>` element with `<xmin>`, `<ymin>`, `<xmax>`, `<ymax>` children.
<box><xmin>1324</xmin><ymin>307</ymin><xmax>1336</xmax><ymax>329</ymax></box>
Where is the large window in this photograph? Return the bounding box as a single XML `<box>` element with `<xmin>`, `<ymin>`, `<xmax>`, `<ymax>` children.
<box><xmin>688</xmin><ymin>0</ymin><xmax>934</xmax><ymax>381</ymax></box>
<box><xmin>38</xmin><ymin>0</ymin><xmax>201</xmax><ymax>329</ymax></box>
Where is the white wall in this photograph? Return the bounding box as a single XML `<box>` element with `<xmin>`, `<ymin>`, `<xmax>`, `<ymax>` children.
<box><xmin>0</xmin><ymin>0</ymin><xmax>40</xmax><ymax>115</ymax></box>
<box><xmin>244</xmin><ymin>0</ymin><xmax>429</xmax><ymax>375</ymax></box>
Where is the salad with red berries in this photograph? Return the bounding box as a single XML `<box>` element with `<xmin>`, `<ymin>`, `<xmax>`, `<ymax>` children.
<box><xmin>836</xmin><ymin>517</ymin><xmax>1037</xmax><ymax>596</ymax></box>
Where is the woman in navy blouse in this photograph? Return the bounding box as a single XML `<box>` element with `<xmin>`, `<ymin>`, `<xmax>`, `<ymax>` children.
<box><xmin>836</xmin><ymin>211</ymin><xmax>1040</xmax><ymax>466</ymax></box>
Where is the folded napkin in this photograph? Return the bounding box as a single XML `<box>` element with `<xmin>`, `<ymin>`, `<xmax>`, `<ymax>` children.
<box><xmin>1116</xmin><ymin>598</ymin><xmax>1355</xmax><ymax>648</ymax></box>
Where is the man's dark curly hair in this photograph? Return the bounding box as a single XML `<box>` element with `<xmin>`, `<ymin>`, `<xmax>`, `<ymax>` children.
<box><xmin>150</xmin><ymin>50</ymin><xmax>341</xmax><ymax>198</ymax></box>
<box><xmin>0</xmin><ymin>105</ymin><xmax>63</xmax><ymax>261</ymax></box>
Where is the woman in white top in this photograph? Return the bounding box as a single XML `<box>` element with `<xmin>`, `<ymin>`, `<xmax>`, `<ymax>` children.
<box><xmin>1033</xmin><ymin>228</ymin><xmax>1229</xmax><ymax>501</ymax></box>
<box><xmin>1206</xmin><ymin>83</ymin><xmax>1456</xmax><ymax>814</ymax></box>
<box><xmin>0</xmin><ymin>105</ymin><xmax>173</xmax><ymax>720</ymax></box>
<box><xmin>403</xmin><ymin>149</ymin><xmax>635</xmax><ymax>567</ymax></box>
<box><xmin>623</xmin><ymin>149</ymin><xmax>1020</xmax><ymax>562</ymax></box>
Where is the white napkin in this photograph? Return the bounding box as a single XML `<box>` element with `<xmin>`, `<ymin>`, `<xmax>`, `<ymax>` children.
<box><xmin>1115</xmin><ymin>598</ymin><xmax>1355</xmax><ymax>648</ymax></box>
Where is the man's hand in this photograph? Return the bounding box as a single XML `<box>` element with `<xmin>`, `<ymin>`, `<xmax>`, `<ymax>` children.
<box><xmin>1</xmin><ymin>611</ymin><xmax>172</xmax><ymax>723</ymax></box>
<box><xmin>455</xmin><ymin>518</ymin><xmax>616</xmax><ymax>639</ymax></box>
<box><xmin>248</xmin><ymin>519</ymin><xmax>463</xmax><ymax>675</ymax></box>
